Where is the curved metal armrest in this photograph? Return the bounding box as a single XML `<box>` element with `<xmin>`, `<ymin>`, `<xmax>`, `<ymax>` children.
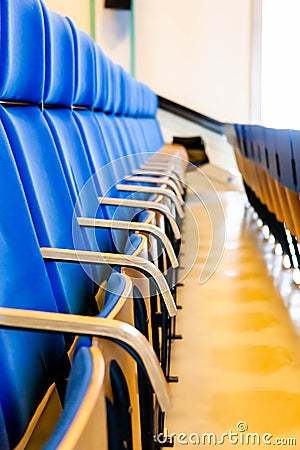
<box><xmin>0</xmin><ymin>307</ymin><xmax>171</xmax><ymax>412</ymax></box>
<box><xmin>148</xmin><ymin>151</ymin><xmax>187</xmax><ymax>163</ymax></box>
<box><xmin>41</xmin><ymin>248</ymin><xmax>177</xmax><ymax>317</ymax></box>
<box><xmin>131</xmin><ymin>169</ymin><xmax>184</xmax><ymax>194</ymax></box>
<box><xmin>141</xmin><ymin>163</ymin><xmax>183</xmax><ymax>181</ymax></box>
<box><xmin>77</xmin><ymin>217</ymin><xmax>178</xmax><ymax>269</ymax></box>
<box><xmin>116</xmin><ymin>184</ymin><xmax>184</xmax><ymax>219</ymax></box>
<box><xmin>98</xmin><ymin>196</ymin><xmax>181</xmax><ymax>240</ymax></box>
<box><xmin>124</xmin><ymin>176</ymin><xmax>183</xmax><ymax>201</ymax></box>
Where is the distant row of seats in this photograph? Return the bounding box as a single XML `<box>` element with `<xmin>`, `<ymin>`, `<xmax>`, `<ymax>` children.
<box><xmin>0</xmin><ymin>0</ymin><xmax>188</xmax><ymax>448</ymax></box>
<box><xmin>226</xmin><ymin>123</ymin><xmax>300</xmax><ymax>277</ymax></box>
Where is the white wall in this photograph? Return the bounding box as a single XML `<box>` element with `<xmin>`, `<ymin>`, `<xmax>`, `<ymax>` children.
<box><xmin>45</xmin><ymin>0</ymin><xmax>91</xmax><ymax>34</ymax></box>
<box><xmin>95</xmin><ymin>1</ymin><xmax>131</xmax><ymax>72</ymax></box>
<box><xmin>135</xmin><ymin>0</ymin><xmax>253</xmax><ymax>123</ymax></box>
<box><xmin>261</xmin><ymin>0</ymin><xmax>300</xmax><ymax>129</ymax></box>
<box><xmin>45</xmin><ymin>0</ymin><xmax>131</xmax><ymax>72</ymax></box>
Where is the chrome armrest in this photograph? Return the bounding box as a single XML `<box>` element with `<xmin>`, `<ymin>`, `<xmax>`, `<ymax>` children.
<box><xmin>97</xmin><ymin>196</ymin><xmax>181</xmax><ymax>240</ymax></box>
<box><xmin>0</xmin><ymin>307</ymin><xmax>171</xmax><ymax>411</ymax></box>
<box><xmin>41</xmin><ymin>248</ymin><xmax>177</xmax><ymax>317</ymax></box>
<box><xmin>116</xmin><ymin>184</ymin><xmax>184</xmax><ymax>219</ymax></box>
<box><xmin>77</xmin><ymin>217</ymin><xmax>178</xmax><ymax>269</ymax></box>
<box><xmin>124</xmin><ymin>175</ymin><xmax>183</xmax><ymax>201</ymax></box>
<box><xmin>141</xmin><ymin>163</ymin><xmax>183</xmax><ymax>181</ymax></box>
<box><xmin>132</xmin><ymin>169</ymin><xmax>173</xmax><ymax>176</ymax></box>
<box><xmin>131</xmin><ymin>170</ymin><xmax>184</xmax><ymax>194</ymax></box>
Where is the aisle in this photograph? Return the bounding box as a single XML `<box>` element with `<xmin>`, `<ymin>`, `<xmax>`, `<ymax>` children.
<box><xmin>165</xmin><ymin>168</ymin><xmax>300</xmax><ymax>449</ymax></box>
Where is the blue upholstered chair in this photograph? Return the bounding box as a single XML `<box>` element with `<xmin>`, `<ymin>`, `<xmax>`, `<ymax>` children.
<box><xmin>0</xmin><ymin>2</ymin><xmax>174</xmax><ymax>448</ymax></box>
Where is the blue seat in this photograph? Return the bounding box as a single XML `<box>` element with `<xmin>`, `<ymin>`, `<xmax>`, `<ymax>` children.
<box><xmin>243</xmin><ymin>125</ymin><xmax>256</xmax><ymax>160</ymax></box>
<box><xmin>0</xmin><ymin>0</ymin><xmax>94</xmax><ymax>313</ymax></box>
<box><xmin>231</xmin><ymin>123</ymin><xmax>299</xmax><ymax>265</ymax></box>
<box><xmin>234</xmin><ymin>124</ymin><xmax>247</xmax><ymax>157</ymax></box>
<box><xmin>0</xmin><ymin>136</ymin><xmax>158</xmax><ymax>446</ymax></box>
<box><xmin>253</xmin><ymin>126</ymin><xmax>269</xmax><ymax>176</ymax></box>
<box><xmin>44</xmin><ymin>345</ymin><xmax>108</xmax><ymax>450</ymax></box>
<box><xmin>90</xmin><ymin>33</ymin><xmax>185</xmax><ymax>208</ymax></box>
<box><xmin>0</xmin><ymin>3</ymin><xmax>68</xmax><ymax>446</ymax></box>
<box><xmin>0</xmin><ymin>1</ymin><xmax>132</xmax><ymax>319</ymax></box>
<box><xmin>42</xmin><ymin>9</ymin><xmax>178</xmax><ymax>302</ymax></box>
<box><xmin>42</xmin><ymin>8</ymin><xmax>118</xmax><ymax>250</ymax></box>
<box><xmin>45</xmin><ymin>271</ymin><xmax>143</xmax><ymax>450</ymax></box>
<box><xmin>0</xmin><ymin>2</ymin><xmax>172</xmax><ymax>448</ymax></box>
<box><xmin>0</xmin><ymin>405</ymin><xmax>9</xmax><ymax>450</ymax></box>
<box><xmin>0</xmin><ymin>0</ymin><xmax>44</xmax><ymax>103</ymax></box>
<box><xmin>48</xmin><ymin>14</ymin><xmax>180</xmax><ymax>260</ymax></box>
<box><xmin>41</xmin><ymin>4</ymin><xmax>177</xmax><ymax>379</ymax></box>
<box><xmin>260</xmin><ymin>128</ymin><xmax>298</xmax><ymax>241</ymax></box>
<box><xmin>263</xmin><ymin>127</ymin><xmax>280</xmax><ymax>182</ymax></box>
<box><xmin>92</xmin><ymin>74</ymin><xmax>183</xmax><ymax>210</ymax></box>
<box><xmin>0</xmin><ymin>0</ymin><xmax>97</xmax><ymax>318</ymax></box>
<box><xmin>250</xmin><ymin>125</ymin><xmax>265</xmax><ymax>168</ymax></box>
<box><xmin>0</xmin><ymin>110</ymin><xmax>167</xmax><ymax>448</ymax></box>
<box><xmin>289</xmin><ymin>130</ymin><xmax>300</xmax><ymax>195</ymax></box>
<box><xmin>0</xmin><ymin>119</ymin><xmax>66</xmax><ymax>448</ymax></box>
<box><xmin>274</xmin><ymin>129</ymin><xmax>296</xmax><ymax>192</ymax></box>
<box><xmin>282</xmin><ymin>131</ymin><xmax>300</xmax><ymax>247</ymax></box>
<box><xmin>42</xmin><ymin>12</ymin><xmax>175</xmax><ymax>274</ymax></box>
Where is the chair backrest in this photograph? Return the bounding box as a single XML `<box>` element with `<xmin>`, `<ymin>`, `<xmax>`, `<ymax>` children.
<box><xmin>68</xmin><ymin>20</ymin><xmax>155</xmax><ymax>218</ymax></box>
<box><xmin>0</xmin><ymin>119</ymin><xmax>66</xmax><ymax>448</ymax></box>
<box><xmin>0</xmin><ymin>105</ymin><xmax>98</xmax><ymax>314</ymax></box>
<box><xmin>263</xmin><ymin>127</ymin><xmax>280</xmax><ymax>181</ymax></box>
<box><xmin>0</xmin><ymin>0</ymin><xmax>45</xmax><ymax>103</ymax></box>
<box><xmin>0</xmin><ymin>3</ymin><xmax>76</xmax><ymax>446</ymax></box>
<box><xmin>74</xmin><ymin>33</ymin><xmax>125</xmax><ymax>190</ymax></box>
<box><xmin>41</xmin><ymin>8</ymin><xmax>144</xmax><ymax>256</ymax></box>
<box><xmin>243</xmin><ymin>125</ymin><xmax>256</xmax><ymax>161</ymax></box>
<box><xmin>249</xmin><ymin>125</ymin><xmax>262</xmax><ymax>165</ymax></box>
<box><xmin>94</xmin><ymin>45</ymin><xmax>109</xmax><ymax>112</ymax></box>
<box><xmin>0</xmin><ymin>0</ymin><xmax>97</xmax><ymax>316</ymax></box>
<box><xmin>251</xmin><ymin>125</ymin><xmax>268</xmax><ymax>172</ymax></box>
<box><xmin>70</xmin><ymin>24</ymin><xmax>96</xmax><ymax>109</ymax></box>
<box><xmin>42</xmin><ymin>6</ymin><xmax>75</xmax><ymax>108</ymax></box>
<box><xmin>289</xmin><ymin>129</ymin><xmax>300</xmax><ymax>194</ymax></box>
<box><xmin>0</xmin><ymin>2</ymin><xmax>166</xmax><ymax>449</ymax></box>
<box><xmin>274</xmin><ymin>129</ymin><xmax>296</xmax><ymax>191</ymax></box>
<box><xmin>0</xmin><ymin>405</ymin><xmax>9</xmax><ymax>450</ymax></box>
<box><xmin>42</xmin><ymin>12</ymin><xmax>112</xmax><ymax>256</ymax></box>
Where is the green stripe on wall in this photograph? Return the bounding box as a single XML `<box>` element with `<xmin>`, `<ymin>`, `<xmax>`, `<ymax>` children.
<box><xmin>90</xmin><ymin>0</ymin><xmax>96</xmax><ymax>40</ymax></box>
<box><xmin>130</xmin><ymin>0</ymin><xmax>135</xmax><ymax>77</ymax></box>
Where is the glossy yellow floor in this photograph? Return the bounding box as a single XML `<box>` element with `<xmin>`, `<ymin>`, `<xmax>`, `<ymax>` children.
<box><xmin>166</xmin><ymin>169</ymin><xmax>300</xmax><ymax>448</ymax></box>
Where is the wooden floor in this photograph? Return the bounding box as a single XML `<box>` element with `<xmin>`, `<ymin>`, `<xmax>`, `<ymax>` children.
<box><xmin>165</xmin><ymin>165</ymin><xmax>300</xmax><ymax>448</ymax></box>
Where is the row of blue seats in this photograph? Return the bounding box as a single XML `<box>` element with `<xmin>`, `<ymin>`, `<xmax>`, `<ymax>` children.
<box><xmin>0</xmin><ymin>0</ymin><xmax>188</xmax><ymax>448</ymax></box>
<box><xmin>226</xmin><ymin>123</ymin><xmax>300</xmax><ymax>273</ymax></box>
<box><xmin>228</xmin><ymin>125</ymin><xmax>300</xmax><ymax>194</ymax></box>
